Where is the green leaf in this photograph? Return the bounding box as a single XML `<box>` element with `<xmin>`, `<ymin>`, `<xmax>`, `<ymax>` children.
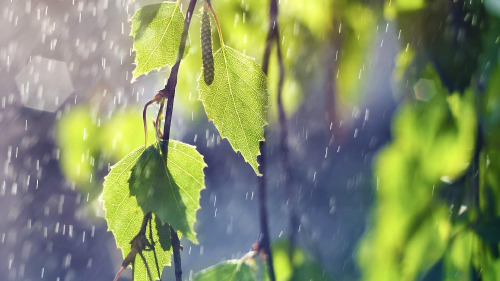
<box><xmin>194</xmin><ymin>260</ymin><xmax>256</xmax><ymax>281</ymax></box>
<box><xmin>101</xmin><ymin>146</ymin><xmax>171</xmax><ymax>281</ymax></box>
<box><xmin>129</xmin><ymin>140</ymin><xmax>206</xmax><ymax>243</ymax></box>
<box><xmin>198</xmin><ymin>45</ymin><xmax>268</xmax><ymax>175</ymax></box>
<box><xmin>130</xmin><ymin>2</ymin><xmax>188</xmax><ymax>81</ymax></box>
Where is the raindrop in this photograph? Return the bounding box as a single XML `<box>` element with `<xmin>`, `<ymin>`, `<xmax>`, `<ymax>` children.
<box><xmin>11</xmin><ymin>183</ymin><xmax>17</xmax><ymax>195</ymax></box>
<box><xmin>1</xmin><ymin>181</ymin><xmax>5</xmax><ymax>196</ymax></box>
<box><xmin>64</xmin><ymin>253</ymin><xmax>72</xmax><ymax>268</ymax></box>
<box><xmin>58</xmin><ymin>195</ymin><xmax>65</xmax><ymax>214</ymax></box>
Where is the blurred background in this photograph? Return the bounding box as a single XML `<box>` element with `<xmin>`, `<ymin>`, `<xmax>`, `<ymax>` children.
<box><xmin>1</xmin><ymin>0</ymin><xmax>499</xmax><ymax>280</ymax></box>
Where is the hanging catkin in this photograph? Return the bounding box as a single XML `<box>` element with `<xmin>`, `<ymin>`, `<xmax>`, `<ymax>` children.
<box><xmin>201</xmin><ymin>7</ymin><xmax>214</xmax><ymax>85</ymax></box>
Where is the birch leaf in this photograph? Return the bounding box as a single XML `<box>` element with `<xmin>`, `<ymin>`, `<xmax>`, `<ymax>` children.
<box><xmin>198</xmin><ymin>46</ymin><xmax>268</xmax><ymax>175</ymax></box>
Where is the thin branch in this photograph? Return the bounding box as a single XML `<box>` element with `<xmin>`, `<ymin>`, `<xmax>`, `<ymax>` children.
<box><xmin>256</xmin><ymin>0</ymin><xmax>290</xmax><ymax>280</ymax></box>
<box><xmin>256</xmin><ymin>147</ymin><xmax>276</xmax><ymax>281</ymax></box>
<box><xmin>149</xmin><ymin>215</ymin><xmax>162</xmax><ymax>278</ymax></box>
<box><xmin>157</xmin><ymin>1</ymin><xmax>198</xmax><ymax>281</ymax></box>
<box><xmin>274</xmin><ymin>24</ymin><xmax>298</xmax><ymax>261</ymax></box>
<box><xmin>160</xmin><ymin>0</ymin><xmax>197</xmax><ymax>146</ymax></box>
<box><xmin>170</xmin><ymin>225</ymin><xmax>183</xmax><ymax>281</ymax></box>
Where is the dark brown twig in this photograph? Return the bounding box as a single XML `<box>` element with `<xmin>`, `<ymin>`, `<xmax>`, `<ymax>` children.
<box><xmin>157</xmin><ymin>1</ymin><xmax>198</xmax><ymax>281</ymax></box>
<box><xmin>148</xmin><ymin>216</ymin><xmax>162</xmax><ymax>278</ymax></box>
<box><xmin>257</xmin><ymin>0</ymin><xmax>292</xmax><ymax>280</ymax></box>
<box><xmin>114</xmin><ymin>213</ymin><xmax>157</xmax><ymax>281</ymax></box>
<box><xmin>170</xmin><ymin>225</ymin><xmax>183</xmax><ymax>281</ymax></box>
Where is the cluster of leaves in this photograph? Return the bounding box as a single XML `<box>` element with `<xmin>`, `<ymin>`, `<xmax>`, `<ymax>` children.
<box><xmin>98</xmin><ymin>1</ymin><xmax>270</xmax><ymax>280</ymax></box>
<box><xmin>358</xmin><ymin>1</ymin><xmax>500</xmax><ymax>280</ymax></box>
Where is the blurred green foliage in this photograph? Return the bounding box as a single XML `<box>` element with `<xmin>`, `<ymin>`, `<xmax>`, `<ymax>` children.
<box><xmin>56</xmin><ymin>108</ymin><xmax>157</xmax><ymax>206</ymax></box>
<box><xmin>359</xmin><ymin>1</ymin><xmax>500</xmax><ymax>280</ymax></box>
<box><xmin>271</xmin><ymin>239</ymin><xmax>332</xmax><ymax>281</ymax></box>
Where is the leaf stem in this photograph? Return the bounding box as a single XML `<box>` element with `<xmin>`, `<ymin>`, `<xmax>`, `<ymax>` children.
<box><xmin>205</xmin><ymin>0</ymin><xmax>224</xmax><ymax>47</ymax></box>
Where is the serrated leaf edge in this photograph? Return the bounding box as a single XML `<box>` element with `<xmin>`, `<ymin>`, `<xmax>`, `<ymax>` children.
<box><xmin>129</xmin><ymin>2</ymin><xmax>188</xmax><ymax>82</ymax></box>
<box><xmin>99</xmin><ymin>146</ymin><xmax>147</xmax><ymax>255</ymax></box>
<box><xmin>162</xmin><ymin>140</ymin><xmax>207</xmax><ymax>244</ymax></box>
<box><xmin>197</xmin><ymin>45</ymin><xmax>268</xmax><ymax>176</ymax></box>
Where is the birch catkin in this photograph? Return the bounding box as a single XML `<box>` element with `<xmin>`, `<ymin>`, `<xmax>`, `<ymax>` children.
<box><xmin>201</xmin><ymin>7</ymin><xmax>214</xmax><ymax>85</ymax></box>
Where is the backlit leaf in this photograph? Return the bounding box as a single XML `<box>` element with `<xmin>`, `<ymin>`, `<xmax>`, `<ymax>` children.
<box><xmin>129</xmin><ymin>140</ymin><xmax>206</xmax><ymax>243</ymax></box>
<box><xmin>101</xmin><ymin>146</ymin><xmax>171</xmax><ymax>281</ymax></box>
<box><xmin>198</xmin><ymin>45</ymin><xmax>268</xmax><ymax>175</ymax></box>
<box><xmin>194</xmin><ymin>260</ymin><xmax>256</xmax><ymax>281</ymax></box>
<box><xmin>130</xmin><ymin>2</ymin><xmax>188</xmax><ymax>81</ymax></box>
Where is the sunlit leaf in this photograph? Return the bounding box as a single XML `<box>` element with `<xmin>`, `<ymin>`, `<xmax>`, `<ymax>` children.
<box><xmin>129</xmin><ymin>140</ymin><xmax>206</xmax><ymax>243</ymax></box>
<box><xmin>101</xmin><ymin>146</ymin><xmax>171</xmax><ymax>281</ymax></box>
<box><xmin>198</xmin><ymin>45</ymin><xmax>268</xmax><ymax>175</ymax></box>
<box><xmin>193</xmin><ymin>260</ymin><xmax>256</xmax><ymax>281</ymax></box>
<box><xmin>130</xmin><ymin>2</ymin><xmax>188</xmax><ymax>81</ymax></box>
